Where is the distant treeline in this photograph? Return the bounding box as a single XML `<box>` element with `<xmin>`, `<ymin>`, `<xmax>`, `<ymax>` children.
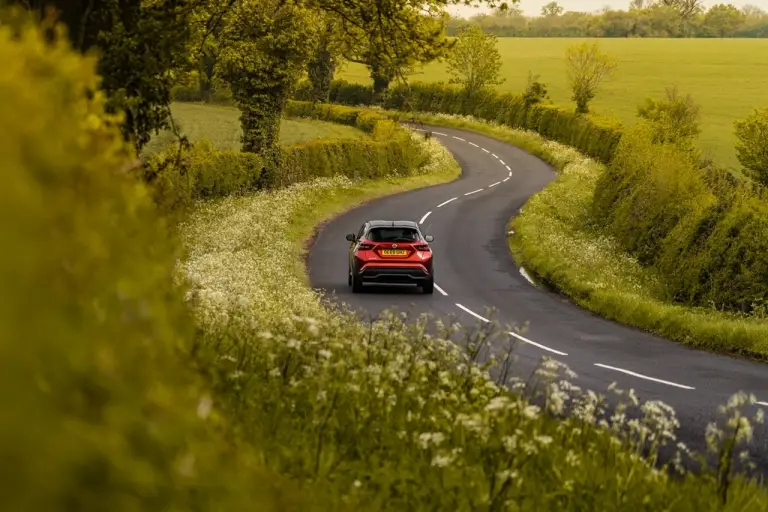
<box><xmin>446</xmin><ymin>2</ymin><xmax>768</xmax><ymax>38</ymax></box>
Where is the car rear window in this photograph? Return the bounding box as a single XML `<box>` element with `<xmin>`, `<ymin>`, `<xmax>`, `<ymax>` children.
<box><xmin>367</xmin><ymin>227</ymin><xmax>420</xmax><ymax>242</ymax></box>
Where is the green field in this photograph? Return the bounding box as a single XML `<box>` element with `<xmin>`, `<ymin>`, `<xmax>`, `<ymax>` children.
<box><xmin>143</xmin><ymin>101</ymin><xmax>368</xmax><ymax>155</ymax></box>
<box><xmin>337</xmin><ymin>37</ymin><xmax>768</xmax><ymax>169</ymax></box>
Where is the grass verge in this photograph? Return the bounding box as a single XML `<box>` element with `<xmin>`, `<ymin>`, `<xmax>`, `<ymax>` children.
<box><xmin>390</xmin><ymin>110</ymin><xmax>768</xmax><ymax>360</ymax></box>
<box><xmin>178</xmin><ymin>114</ymin><xmax>768</xmax><ymax>510</ymax></box>
<box><xmin>142</xmin><ymin>101</ymin><xmax>368</xmax><ymax>155</ymax></box>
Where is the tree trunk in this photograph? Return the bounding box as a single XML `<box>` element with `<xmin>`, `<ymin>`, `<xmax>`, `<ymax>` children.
<box><xmin>237</xmin><ymin>90</ymin><xmax>285</xmax><ymax>155</ymax></box>
<box><xmin>370</xmin><ymin>63</ymin><xmax>392</xmax><ymax>104</ymax></box>
<box><xmin>307</xmin><ymin>27</ymin><xmax>336</xmax><ymax>103</ymax></box>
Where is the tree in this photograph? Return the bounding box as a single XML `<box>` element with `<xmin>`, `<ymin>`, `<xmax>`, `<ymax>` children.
<box><xmin>446</xmin><ymin>24</ymin><xmax>505</xmax><ymax>97</ymax></box>
<box><xmin>734</xmin><ymin>107</ymin><xmax>768</xmax><ymax>185</ymax></box>
<box><xmin>637</xmin><ymin>86</ymin><xmax>701</xmax><ymax>151</ymax></box>
<box><xmin>522</xmin><ymin>71</ymin><xmax>549</xmax><ymax>107</ymax></box>
<box><xmin>10</xmin><ymin>0</ymin><xmax>196</xmax><ymax>152</ymax></box>
<box><xmin>339</xmin><ymin>5</ymin><xmax>454</xmax><ymax>100</ymax></box>
<box><xmin>703</xmin><ymin>4</ymin><xmax>746</xmax><ymax>37</ymax></box>
<box><xmin>541</xmin><ymin>1</ymin><xmax>564</xmax><ymax>17</ymax></box>
<box><xmin>564</xmin><ymin>42</ymin><xmax>617</xmax><ymax>114</ymax></box>
<box><xmin>216</xmin><ymin>0</ymin><xmax>318</xmax><ymax>157</ymax></box>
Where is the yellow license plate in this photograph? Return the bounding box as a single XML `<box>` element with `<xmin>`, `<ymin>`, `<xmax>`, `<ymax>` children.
<box><xmin>381</xmin><ymin>249</ymin><xmax>408</xmax><ymax>256</ymax></box>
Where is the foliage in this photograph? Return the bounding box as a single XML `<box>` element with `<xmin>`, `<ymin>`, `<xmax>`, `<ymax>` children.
<box><xmin>703</xmin><ymin>4</ymin><xmax>747</xmax><ymax>36</ymax></box>
<box><xmin>564</xmin><ymin>41</ymin><xmax>617</xmax><ymax>114</ymax></box>
<box><xmin>216</xmin><ymin>0</ymin><xmax>318</xmax><ymax>157</ymax></box>
<box><xmin>637</xmin><ymin>85</ymin><xmax>701</xmax><ymax>152</ymax></box>
<box><xmin>446</xmin><ymin>24</ymin><xmax>505</xmax><ymax>98</ymax></box>
<box><xmin>339</xmin><ymin>3</ymin><xmax>453</xmax><ymax>99</ymax></box>
<box><xmin>522</xmin><ymin>71</ymin><xmax>550</xmax><ymax>107</ymax></box>
<box><xmin>9</xmin><ymin>0</ymin><xmax>196</xmax><ymax>152</ymax></box>
<box><xmin>733</xmin><ymin>107</ymin><xmax>768</xmax><ymax>185</ymax></box>
<box><xmin>592</xmin><ymin>121</ymin><xmax>768</xmax><ymax>315</ymax></box>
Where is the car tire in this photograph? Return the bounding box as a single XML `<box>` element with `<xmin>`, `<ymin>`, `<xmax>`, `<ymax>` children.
<box><xmin>422</xmin><ymin>279</ymin><xmax>434</xmax><ymax>294</ymax></box>
<box><xmin>351</xmin><ymin>270</ymin><xmax>363</xmax><ymax>293</ymax></box>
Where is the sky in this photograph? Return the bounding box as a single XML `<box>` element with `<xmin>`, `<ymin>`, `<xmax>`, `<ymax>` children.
<box><xmin>445</xmin><ymin>0</ymin><xmax>768</xmax><ymax>18</ymax></box>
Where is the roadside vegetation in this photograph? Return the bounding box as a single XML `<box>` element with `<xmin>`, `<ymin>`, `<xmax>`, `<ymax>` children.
<box><xmin>5</xmin><ymin>1</ymin><xmax>768</xmax><ymax>512</ymax></box>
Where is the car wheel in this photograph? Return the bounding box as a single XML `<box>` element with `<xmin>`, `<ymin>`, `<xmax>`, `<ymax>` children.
<box><xmin>348</xmin><ymin>266</ymin><xmax>352</xmax><ymax>286</ymax></box>
<box><xmin>422</xmin><ymin>279</ymin><xmax>434</xmax><ymax>294</ymax></box>
<box><xmin>351</xmin><ymin>270</ymin><xmax>363</xmax><ymax>293</ymax></box>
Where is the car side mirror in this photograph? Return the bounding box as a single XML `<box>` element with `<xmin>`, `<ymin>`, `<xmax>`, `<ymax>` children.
<box><xmin>346</xmin><ymin>233</ymin><xmax>356</xmax><ymax>242</ymax></box>
<box><xmin>425</xmin><ymin>235</ymin><xmax>434</xmax><ymax>242</ymax></box>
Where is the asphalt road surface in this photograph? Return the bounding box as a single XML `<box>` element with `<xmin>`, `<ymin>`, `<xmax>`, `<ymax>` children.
<box><xmin>307</xmin><ymin>123</ymin><xmax>768</xmax><ymax>475</ymax></box>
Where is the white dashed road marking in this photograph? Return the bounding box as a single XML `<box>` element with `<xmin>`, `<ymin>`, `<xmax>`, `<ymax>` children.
<box><xmin>434</xmin><ymin>283</ymin><xmax>448</xmax><ymax>296</ymax></box>
<box><xmin>482</xmin><ymin>148</ymin><xmax>490</xmax><ymax>153</ymax></box>
<box><xmin>519</xmin><ymin>267</ymin><xmax>536</xmax><ymax>286</ymax></box>
<box><xmin>489</xmin><ymin>181</ymin><xmax>501</xmax><ymax>188</ymax></box>
<box><xmin>491</xmin><ymin>153</ymin><xmax>499</xmax><ymax>159</ymax></box>
<box><xmin>503</xmin><ymin>177</ymin><xmax>510</xmax><ymax>182</ymax></box>
<box><xmin>594</xmin><ymin>363</ymin><xmax>695</xmax><ymax>390</ymax></box>
<box><xmin>419</xmin><ymin>211</ymin><xmax>432</xmax><ymax>224</ymax></box>
<box><xmin>469</xmin><ymin>142</ymin><xmax>479</xmax><ymax>147</ymax></box>
<box><xmin>500</xmin><ymin>160</ymin><xmax>505</xmax><ymax>166</ymax></box>
<box><xmin>455</xmin><ymin>303</ymin><xmax>490</xmax><ymax>323</ymax></box>
<box><xmin>758</xmin><ymin>402</ymin><xmax>768</xmax><ymax>407</ymax></box>
<box><xmin>453</xmin><ymin>136</ymin><xmax>465</xmax><ymax>141</ymax></box>
<box><xmin>455</xmin><ymin>304</ymin><xmax>568</xmax><ymax>356</ymax></box>
<box><xmin>437</xmin><ymin>197</ymin><xmax>457</xmax><ymax>208</ymax></box>
<box><xmin>506</xmin><ymin>165</ymin><xmax>511</xmax><ymax>171</ymax></box>
<box><xmin>509</xmin><ymin>331</ymin><xmax>568</xmax><ymax>356</ymax></box>
<box><xmin>433</xmin><ymin>132</ymin><xmax>447</xmax><ymax>136</ymax></box>
<box><xmin>508</xmin><ymin>171</ymin><xmax>512</xmax><ymax>177</ymax></box>
<box><xmin>465</xmin><ymin>189</ymin><xmax>483</xmax><ymax>196</ymax></box>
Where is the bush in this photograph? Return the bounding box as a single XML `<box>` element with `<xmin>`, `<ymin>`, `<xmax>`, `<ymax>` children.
<box><xmin>141</xmin><ymin>102</ymin><xmax>427</xmax><ymax>213</ymax></box>
<box><xmin>593</xmin><ymin>122</ymin><xmax>768</xmax><ymax>313</ymax></box>
<box><xmin>734</xmin><ymin>106</ymin><xmax>768</xmax><ymax>185</ymax></box>
<box><xmin>291</xmin><ymin>79</ymin><xmax>624</xmax><ymax>165</ymax></box>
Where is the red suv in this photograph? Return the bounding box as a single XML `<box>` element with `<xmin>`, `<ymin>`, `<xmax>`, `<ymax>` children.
<box><xmin>346</xmin><ymin>220</ymin><xmax>435</xmax><ymax>294</ymax></box>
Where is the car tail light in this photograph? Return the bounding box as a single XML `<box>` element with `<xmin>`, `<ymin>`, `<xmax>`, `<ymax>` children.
<box><xmin>357</xmin><ymin>243</ymin><xmax>374</xmax><ymax>251</ymax></box>
<box><xmin>414</xmin><ymin>244</ymin><xmax>430</xmax><ymax>251</ymax></box>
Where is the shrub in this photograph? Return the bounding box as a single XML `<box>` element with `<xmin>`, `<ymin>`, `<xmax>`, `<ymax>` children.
<box><xmin>734</xmin><ymin>106</ymin><xmax>768</xmax><ymax>186</ymax></box>
<box><xmin>637</xmin><ymin>85</ymin><xmax>702</xmax><ymax>154</ymax></box>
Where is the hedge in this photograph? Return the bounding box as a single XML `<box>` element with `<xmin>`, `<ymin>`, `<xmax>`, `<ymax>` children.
<box><xmin>294</xmin><ymin>79</ymin><xmax>768</xmax><ymax>316</ymax></box>
<box><xmin>292</xmin><ymin>79</ymin><xmax>624</xmax><ymax>165</ymax></box>
<box><xmin>593</xmin><ymin>122</ymin><xmax>768</xmax><ymax>314</ymax></box>
<box><xmin>140</xmin><ymin>104</ymin><xmax>427</xmax><ymax>213</ymax></box>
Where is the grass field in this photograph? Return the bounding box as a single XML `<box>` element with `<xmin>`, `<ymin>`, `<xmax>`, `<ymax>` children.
<box><xmin>142</xmin><ymin>101</ymin><xmax>368</xmax><ymax>155</ymax></box>
<box><xmin>337</xmin><ymin>37</ymin><xmax>768</xmax><ymax>169</ymax></box>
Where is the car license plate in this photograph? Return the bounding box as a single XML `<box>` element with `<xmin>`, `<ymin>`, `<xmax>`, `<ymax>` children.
<box><xmin>381</xmin><ymin>249</ymin><xmax>407</xmax><ymax>256</ymax></box>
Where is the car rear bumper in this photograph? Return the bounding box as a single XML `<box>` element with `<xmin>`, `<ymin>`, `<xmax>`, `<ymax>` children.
<box><xmin>358</xmin><ymin>264</ymin><xmax>431</xmax><ymax>283</ymax></box>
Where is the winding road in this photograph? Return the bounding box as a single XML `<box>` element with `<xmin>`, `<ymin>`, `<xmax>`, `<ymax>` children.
<box><xmin>307</xmin><ymin>124</ymin><xmax>768</xmax><ymax>472</ymax></box>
